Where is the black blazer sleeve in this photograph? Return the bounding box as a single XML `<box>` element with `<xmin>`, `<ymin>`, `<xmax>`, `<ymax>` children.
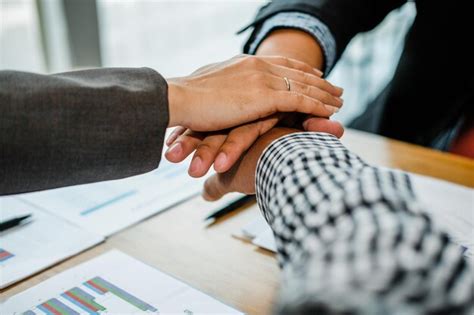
<box><xmin>242</xmin><ymin>0</ymin><xmax>407</xmax><ymax>59</ymax></box>
<box><xmin>0</xmin><ymin>67</ymin><xmax>169</xmax><ymax>195</ymax></box>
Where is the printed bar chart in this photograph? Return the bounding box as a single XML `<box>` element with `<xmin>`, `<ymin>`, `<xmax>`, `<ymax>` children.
<box><xmin>38</xmin><ymin>298</ymin><xmax>80</xmax><ymax>315</ymax></box>
<box><xmin>6</xmin><ymin>251</ymin><xmax>241</xmax><ymax>315</ymax></box>
<box><xmin>84</xmin><ymin>277</ymin><xmax>158</xmax><ymax>312</ymax></box>
<box><xmin>79</xmin><ymin>191</ymin><xmax>137</xmax><ymax>216</ymax></box>
<box><xmin>61</xmin><ymin>287</ymin><xmax>106</xmax><ymax>314</ymax></box>
<box><xmin>0</xmin><ymin>248</ymin><xmax>14</xmax><ymax>262</ymax></box>
<box><xmin>23</xmin><ymin>276</ymin><xmax>157</xmax><ymax>315</ymax></box>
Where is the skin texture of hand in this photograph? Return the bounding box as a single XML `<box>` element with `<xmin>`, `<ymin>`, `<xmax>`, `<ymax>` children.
<box><xmin>256</xmin><ymin>29</ymin><xmax>342</xmax><ymax>133</ymax></box>
<box><xmin>166</xmin><ymin>54</ymin><xmax>343</xmax><ymax>131</ymax></box>
<box><xmin>165</xmin><ymin>117</ymin><xmax>343</xmax><ymax>178</ymax></box>
<box><xmin>201</xmin><ymin>127</ymin><xmax>300</xmax><ymax>201</ymax></box>
<box><xmin>256</xmin><ymin>29</ymin><xmax>325</xmax><ymax>70</ymax></box>
<box><xmin>165</xmin><ymin>46</ymin><xmax>342</xmax><ymax>177</ymax></box>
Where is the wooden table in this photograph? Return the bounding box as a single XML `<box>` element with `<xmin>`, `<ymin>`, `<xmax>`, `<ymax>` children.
<box><xmin>2</xmin><ymin>129</ymin><xmax>473</xmax><ymax>314</ymax></box>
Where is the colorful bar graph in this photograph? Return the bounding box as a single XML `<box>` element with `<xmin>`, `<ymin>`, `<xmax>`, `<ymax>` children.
<box><xmin>80</xmin><ymin>191</ymin><xmax>137</xmax><ymax>216</ymax></box>
<box><xmin>0</xmin><ymin>248</ymin><xmax>14</xmax><ymax>262</ymax></box>
<box><xmin>85</xmin><ymin>277</ymin><xmax>157</xmax><ymax>312</ymax></box>
<box><xmin>29</xmin><ymin>276</ymin><xmax>157</xmax><ymax>315</ymax></box>
<box><xmin>61</xmin><ymin>287</ymin><xmax>105</xmax><ymax>314</ymax></box>
<box><xmin>41</xmin><ymin>298</ymin><xmax>80</xmax><ymax>315</ymax></box>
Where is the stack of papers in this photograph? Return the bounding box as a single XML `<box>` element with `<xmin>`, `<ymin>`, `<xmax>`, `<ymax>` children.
<box><xmin>2</xmin><ymin>250</ymin><xmax>242</xmax><ymax>314</ymax></box>
<box><xmin>0</xmin><ymin>198</ymin><xmax>103</xmax><ymax>289</ymax></box>
<box><xmin>1</xmin><ymin>148</ymin><xmax>207</xmax><ymax>288</ymax></box>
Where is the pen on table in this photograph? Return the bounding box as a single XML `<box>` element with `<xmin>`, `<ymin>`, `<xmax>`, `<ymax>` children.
<box><xmin>0</xmin><ymin>214</ymin><xmax>33</xmax><ymax>232</ymax></box>
<box><xmin>204</xmin><ymin>195</ymin><xmax>255</xmax><ymax>227</ymax></box>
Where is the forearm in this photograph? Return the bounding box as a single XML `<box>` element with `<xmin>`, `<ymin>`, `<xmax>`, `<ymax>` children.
<box><xmin>256</xmin><ymin>133</ymin><xmax>473</xmax><ymax>314</ymax></box>
<box><xmin>255</xmin><ymin>29</ymin><xmax>324</xmax><ymax>70</ymax></box>
<box><xmin>244</xmin><ymin>0</ymin><xmax>407</xmax><ymax>64</ymax></box>
<box><xmin>0</xmin><ymin>68</ymin><xmax>168</xmax><ymax>195</ymax></box>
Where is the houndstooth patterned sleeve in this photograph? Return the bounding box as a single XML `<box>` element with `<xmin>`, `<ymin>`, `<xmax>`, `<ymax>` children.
<box><xmin>256</xmin><ymin>132</ymin><xmax>474</xmax><ymax>315</ymax></box>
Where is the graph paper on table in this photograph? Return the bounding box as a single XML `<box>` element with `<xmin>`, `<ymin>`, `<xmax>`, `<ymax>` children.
<box><xmin>19</xmin><ymin>152</ymin><xmax>208</xmax><ymax>237</ymax></box>
<box><xmin>0</xmin><ymin>197</ymin><xmax>103</xmax><ymax>289</ymax></box>
<box><xmin>3</xmin><ymin>250</ymin><xmax>241</xmax><ymax>315</ymax></box>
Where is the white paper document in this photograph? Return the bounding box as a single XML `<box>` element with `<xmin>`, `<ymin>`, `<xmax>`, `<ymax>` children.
<box><xmin>19</xmin><ymin>157</ymin><xmax>206</xmax><ymax>237</ymax></box>
<box><xmin>2</xmin><ymin>250</ymin><xmax>242</xmax><ymax>315</ymax></box>
<box><xmin>409</xmin><ymin>173</ymin><xmax>474</xmax><ymax>260</ymax></box>
<box><xmin>240</xmin><ymin>172</ymin><xmax>474</xmax><ymax>259</ymax></box>
<box><xmin>0</xmin><ymin>197</ymin><xmax>104</xmax><ymax>289</ymax></box>
<box><xmin>233</xmin><ymin>212</ymin><xmax>276</xmax><ymax>252</ymax></box>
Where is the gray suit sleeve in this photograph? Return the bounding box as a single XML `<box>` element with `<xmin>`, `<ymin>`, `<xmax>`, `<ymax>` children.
<box><xmin>0</xmin><ymin>67</ymin><xmax>169</xmax><ymax>195</ymax></box>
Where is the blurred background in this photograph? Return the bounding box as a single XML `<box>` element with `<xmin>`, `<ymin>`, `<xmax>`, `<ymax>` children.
<box><xmin>0</xmin><ymin>0</ymin><xmax>416</xmax><ymax>124</ymax></box>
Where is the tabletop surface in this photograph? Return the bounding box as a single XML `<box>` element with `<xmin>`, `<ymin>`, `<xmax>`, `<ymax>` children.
<box><xmin>2</xmin><ymin>129</ymin><xmax>473</xmax><ymax>314</ymax></box>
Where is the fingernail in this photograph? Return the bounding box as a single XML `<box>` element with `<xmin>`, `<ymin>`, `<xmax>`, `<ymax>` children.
<box><xmin>166</xmin><ymin>142</ymin><xmax>182</xmax><ymax>156</ymax></box>
<box><xmin>325</xmin><ymin>105</ymin><xmax>339</xmax><ymax>114</ymax></box>
<box><xmin>214</xmin><ymin>152</ymin><xmax>227</xmax><ymax>172</ymax></box>
<box><xmin>166</xmin><ymin>135</ymin><xmax>176</xmax><ymax>146</ymax></box>
<box><xmin>314</xmin><ymin>68</ymin><xmax>323</xmax><ymax>76</ymax></box>
<box><xmin>302</xmin><ymin>120</ymin><xmax>309</xmax><ymax>130</ymax></box>
<box><xmin>337</xmin><ymin>97</ymin><xmax>344</xmax><ymax>106</ymax></box>
<box><xmin>190</xmin><ymin>156</ymin><xmax>202</xmax><ymax>174</ymax></box>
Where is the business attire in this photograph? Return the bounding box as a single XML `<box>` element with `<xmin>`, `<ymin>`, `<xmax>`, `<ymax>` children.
<box><xmin>1</xmin><ymin>68</ymin><xmax>472</xmax><ymax>314</ymax></box>
<box><xmin>0</xmin><ymin>68</ymin><xmax>169</xmax><ymax>195</ymax></box>
<box><xmin>242</xmin><ymin>0</ymin><xmax>474</xmax><ymax>152</ymax></box>
<box><xmin>256</xmin><ymin>132</ymin><xmax>473</xmax><ymax>314</ymax></box>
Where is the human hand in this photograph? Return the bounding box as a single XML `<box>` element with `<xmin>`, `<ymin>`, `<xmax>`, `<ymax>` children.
<box><xmin>201</xmin><ymin>127</ymin><xmax>300</xmax><ymax>201</ymax></box>
<box><xmin>166</xmin><ymin>54</ymin><xmax>343</xmax><ymax>131</ymax></box>
<box><xmin>255</xmin><ymin>29</ymin><xmax>348</xmax><ymax>136</ymax></box>
<box><xmin>165</xmin><ymin>117</ymin><xmax>343</xmax><ymax>178</ymax></box>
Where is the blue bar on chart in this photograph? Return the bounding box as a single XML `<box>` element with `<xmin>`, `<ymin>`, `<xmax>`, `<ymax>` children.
<box><xmin>80</xmin><ymin>191</ymin><xmax>137</xmax><ymax>216</ymax></box>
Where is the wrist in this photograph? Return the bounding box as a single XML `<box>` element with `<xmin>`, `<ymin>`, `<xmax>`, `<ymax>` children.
<box><xmin>166</xmin><ymin>78</ymin><xmax>187</xmax><ymax>127</ymax></box>
<box><xmin>255</xmin><ymin>29</ymin><xmax>324</xmax><ymax>70</ymax></box>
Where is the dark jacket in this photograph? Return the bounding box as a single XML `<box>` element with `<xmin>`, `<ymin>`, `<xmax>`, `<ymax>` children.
<box><xmin>0</xmin><ymin>68</ymin><xmax>169</xmax><ymax>195</ymax></box>
<box><xmin>243</xmin><ymin>0</ymin><xmax>474</xmax><ymax>149</ymax></box>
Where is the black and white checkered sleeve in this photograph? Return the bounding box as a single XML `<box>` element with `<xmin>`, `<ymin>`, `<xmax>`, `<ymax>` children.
<box><xmin>256</xmin><ymin>132</ymin><xmax>473</xmax><ymax>315</ymax></box>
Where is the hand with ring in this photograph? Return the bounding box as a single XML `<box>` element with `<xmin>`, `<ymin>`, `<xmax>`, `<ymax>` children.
<box><xmin>165</xmin><ymin>55</ymin><xmax>344</xmax><ymax>177</ymax></box>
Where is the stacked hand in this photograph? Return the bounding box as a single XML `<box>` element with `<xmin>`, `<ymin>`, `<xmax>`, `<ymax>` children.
<box><xmin>165</xmin><ymin>53</ymin><xmax>344</xmax><ymax>199</ymax></box>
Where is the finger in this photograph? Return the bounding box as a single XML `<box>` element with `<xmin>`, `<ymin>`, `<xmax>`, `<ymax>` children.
<box><xmin>202</xmin><ymin>174</ymin><xmax>228</xmax><ymax>201</ymax></box>
<box><xmin>166</xmin><ymin>126</ymin><xmax>186</xmax><ymax>146</ymax></box>
<box><xmin>165</xmin><ymin>130</ymin><xmax>205</xmax><ymax>163</ymax></box>
<box><xmin>273</xmin><ymin>90</ymin><xmax>339</xmax><ymax>118</ymax></box>
<box><xmin>268</xmin><ymin>64</ymin><xmax>343</xmax><ymax>97</ymax></box>
<box><xmin>268</xmin><ymin>75</ymin><xmax>343</xmax><ymax>109</ymax></box>
<box><xmin>189</xmin><ymin>134</ymin><xmax>227</xmax><ymax>178</ymax></box>
<box><xmin>214</xmin><ymin>117</ymin><xmax>279</xmax><ymax>173</ymax></box>
<box><xmin>302</xmin><ymin>117</ymin><xmax>345</xmax><ymax>138</ymax></box>
<box><xmin>257</xmin><ymin>55</ymin><xmax>323</xmax><ymax>77</ymax></box>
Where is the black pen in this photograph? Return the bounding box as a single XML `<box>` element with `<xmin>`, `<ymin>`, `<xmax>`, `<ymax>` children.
<box><xmin>0</xmin><ymin>214</ymin><xmax>33</xmax><ymax>232</ymax></box>
<box><xmin>204</xmin><ymin>195</ymin><xmax>255</xmax><ymax>226</ymax></box>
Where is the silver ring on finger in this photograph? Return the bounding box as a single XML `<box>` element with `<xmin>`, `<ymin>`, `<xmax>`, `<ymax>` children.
<box><xmin>283</xmin><ymin>77</ymin><xmax>291</xmax><ymax>91</ymax></box>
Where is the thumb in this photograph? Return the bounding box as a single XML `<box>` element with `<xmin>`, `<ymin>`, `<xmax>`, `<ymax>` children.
<box><xmin>202</xmin><ymin>174</ymin><xmax>229</xmax><ymax>201</ymax></box>
<box><xmin>302</xmin><ymin>117</ymin><xmax>344</xmax><ymax>138</ymax></box>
